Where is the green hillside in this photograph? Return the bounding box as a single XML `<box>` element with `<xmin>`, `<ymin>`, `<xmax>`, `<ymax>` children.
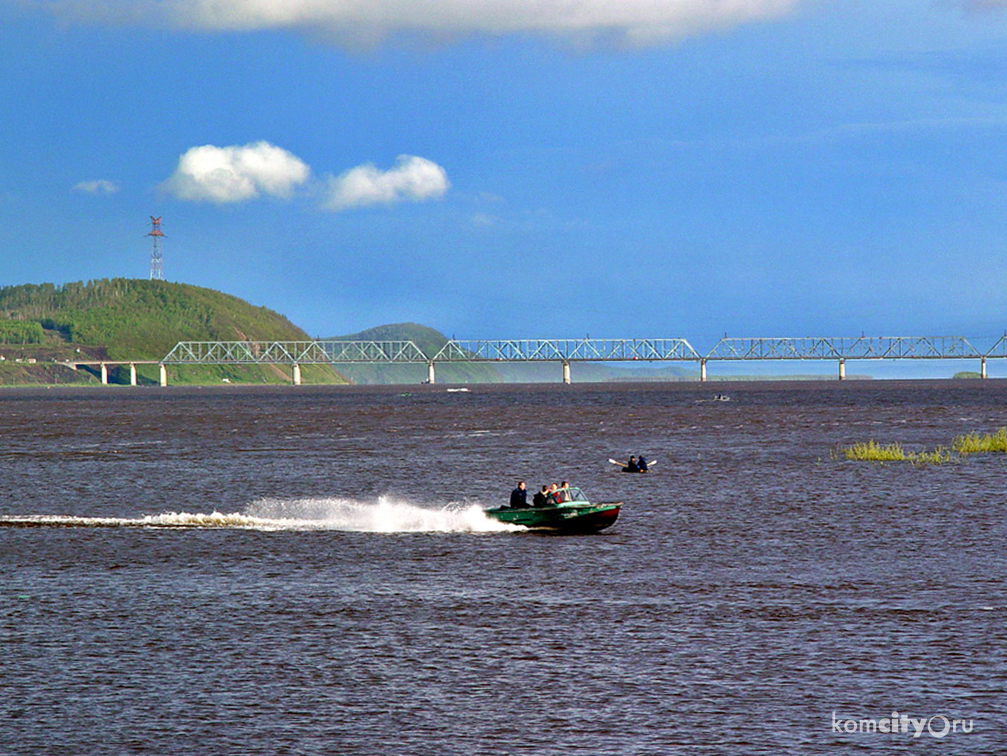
<box><xmin>0</xmin><ymin>279</ymin><xmax>346</xmax><ymax>386</ymax></box>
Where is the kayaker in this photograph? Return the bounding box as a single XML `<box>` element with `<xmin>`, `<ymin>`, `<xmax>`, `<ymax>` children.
<box><xmin>623</xmin><ymin>456</ymin><xmax>639</xmax><ymax>473</ymax></box>
<box><xmin>638</xmin><ymin>455</ymin><xmax>649</xmax><ymax>472</ymax></box>
<box><xmin>509</xmin><ymin>481</ymin><xmax>529</xmax><ymax>508</ymax></box>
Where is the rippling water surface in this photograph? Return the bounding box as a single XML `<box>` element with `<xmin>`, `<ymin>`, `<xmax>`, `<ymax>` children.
<box><xmin>1</xmin><ymin>382</ymin><xmax>1005</xmax><ymax>754</ymax></box>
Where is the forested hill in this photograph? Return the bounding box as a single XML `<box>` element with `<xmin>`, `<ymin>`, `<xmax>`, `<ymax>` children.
<box><xmin>0</xmin><ymin>279</ymin><xmax>311</xmax><ymax>359</ymax></box>
<box><xmin>0</xmin><ymin>279</ymin><xmax>345</xmax><ymax>385</ymax></box>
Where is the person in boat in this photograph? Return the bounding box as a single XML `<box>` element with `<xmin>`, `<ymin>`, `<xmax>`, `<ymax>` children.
<box><xmin>638</xmin><ymin>455</ymin><xmax>649</xmax><ymax>473</ymax></box>
<box><xmin>622</xmin><ymin>456</ymin><xmax>639</xmax><ymax>473</ymax></box>
<box><xmin>544</xmin><ymin>483</ymin><xmax>560</xmax><ymax>506</ymax></box>
<box><xmin>509</xmin><ymin>481</ymin><xmax>528</xmax><ymax>508</ymax></box>
<box><xmin>557</xmin><ymin>480</ymin><xmax>571</xmax><ymax>502</ymax></box>
<box><xmin>532</xmin><ymin>485</ymin><xmax>548</xmax><ymax>508</ymax></box>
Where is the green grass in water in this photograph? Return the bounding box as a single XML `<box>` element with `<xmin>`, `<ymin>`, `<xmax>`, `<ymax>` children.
<box><xmin>951</xmin><ymin>427</ymin><xmax>1007</xmax><ymax>455</ymax></box>
<box><xmin>842</xmin><ymin>440</ymin><xmax>906</xmax><ymax>462</ymax></box>
<box><xmin>841</xmin><ymin>440</ymin><xmax>954</xmax><ymax>466</ymax></box>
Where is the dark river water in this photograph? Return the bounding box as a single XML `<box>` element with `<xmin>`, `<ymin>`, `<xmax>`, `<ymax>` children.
<box><xmin>0</xmin><ymin>381</ymin><xmax>1004</xmax><ymax>755</ymax></box>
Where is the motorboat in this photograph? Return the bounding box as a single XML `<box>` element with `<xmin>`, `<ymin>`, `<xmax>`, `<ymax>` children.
<box><xmin>485</xmin><ymin>487</ymin><xmax>620</xmax><ymax>533</ymax></box>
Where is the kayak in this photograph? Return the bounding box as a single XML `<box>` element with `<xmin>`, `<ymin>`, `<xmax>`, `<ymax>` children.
<box><xmin>485</xmin><ymin>486</ymin><xmax>621</xmax><ymax>533</ymax></box>
<box><xmin>609</xmin><ymin>458</ymin><xmax>655</xmax><ymax>473</ymax></box>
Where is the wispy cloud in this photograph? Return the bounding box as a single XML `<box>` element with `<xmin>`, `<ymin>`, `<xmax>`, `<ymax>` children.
<box><xmin>162</xmin><ymin>141</ymin><xmax>310</xmax><ymax>203</ymax></box>
<box><xmin>25</xmin><ymin>0</ymin><xmax>803</xmax><ymax>47</ymax></box>
<box><xmin>324</xmin><ymin>156</ymin><xmax>450</xmax><ymax>211</ymax></box>
<box><xmin>73</xmin><ymin>179</ymin><xmax>119</xmax><ymax>194</ymax></box>
<box><xmin>471</xmin><ymin>212</ymin><xmax>498</xmax><ymax>227</ymax></box>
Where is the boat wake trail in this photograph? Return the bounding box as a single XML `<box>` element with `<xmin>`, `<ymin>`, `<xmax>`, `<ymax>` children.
<box><xmin>245</xmin><ymin>496</ymin><xmax>520</xmax><ymax>533</ymax></box>
<box><xmin>0</xmin><ymin>496</ymin><xmax>520</xmax><ymax>533</ymax></box>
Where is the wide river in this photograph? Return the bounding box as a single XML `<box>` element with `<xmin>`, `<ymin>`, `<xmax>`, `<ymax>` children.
<box><xmin>0</xmin><ymin>381</ymin><xmax>1004</xmax><ymax>755</ymax></box>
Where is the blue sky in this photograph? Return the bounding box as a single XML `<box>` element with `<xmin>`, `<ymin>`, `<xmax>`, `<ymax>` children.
<box><xmin>2</xmin><ymin>0</ymin><xmax>1007</xmax><ymax>355</ymax></box>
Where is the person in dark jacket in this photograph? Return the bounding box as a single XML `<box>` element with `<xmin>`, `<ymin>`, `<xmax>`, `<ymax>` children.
<box><xmin>532</xmin><ymin>485</ymin><xmax>548</xmax><ymax>508</ymax></box>
<box><xmin>509</xmin><ymin>481</ymin><xmax>528</xmax><ymax>508</ymax></box>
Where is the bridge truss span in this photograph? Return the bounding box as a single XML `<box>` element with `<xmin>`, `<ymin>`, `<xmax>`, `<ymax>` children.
<box><xmin>705</xmin><ymin>336</ymin><xmax>981</xmax><ymax>361</ymax></box>
<box><xmin>162</xmin><ymin>340</ymin><xmax>429</xmax><ymax>366</ymax></box>
<box><xmin>432</xmin><ymin>338</ymin><xmax>701</xmax><ymax>363</ymax></box>
<box><xmin>982</xmin><ymin>334</ymin><xmax>1007</xmax><ymax>359</ymax></box>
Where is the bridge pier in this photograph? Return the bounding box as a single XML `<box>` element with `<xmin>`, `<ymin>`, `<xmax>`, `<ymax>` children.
<box><xmin>100</xmin><ymin>363</ymin><xmax>108</xmax><ymax>385</ymax></box>
<box><xmin>292</xmin><ymin>363</ymin><xmax>302</xmax><ymax>386</ymax></box>
<box><xmin>982</xmin><ymin>356</ymin><xmax>988</xmax><ymax>380</ymax></box>
<box><xmin>838</xmin><ymin>359</ymin><xmax>846</xmax><ymax>381</ymax></box>
<box><xmin>159</xmin><ymin>364</ymin><xmax>168</xmax><ymax>387</ymax></box>
<box><xmin>427</xmin><ymin>360</ymin><xmax>436</xmax><ymax>385</ymax></box>
<box><xmin>562</xmin><ymin>360</ymin><xmax>571</xmax><ymax>384</ymax></box>
<box><xmin>129</xmin><ymin>363</ymin><xmax>137</xmax><ymax>386</ymax></box>
<box><xmin>700</xmin><ymin>358</ymin><xmax>708</xmax><ymax>382</ymax></box>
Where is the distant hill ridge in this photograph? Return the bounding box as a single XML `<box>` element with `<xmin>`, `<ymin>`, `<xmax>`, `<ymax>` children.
<box><xmin>332</xmin><ymin>322</ymin><xmax>501</xmax><ymax>384</ymax></box>
<box><xmin>334</xmin><ymin>322</ymin><xmax>450</xmax><ymax>359</ymax></box>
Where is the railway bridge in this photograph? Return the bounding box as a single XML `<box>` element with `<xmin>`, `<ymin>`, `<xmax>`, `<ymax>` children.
<box><xmin>59</xmin><ymin>334</ymin><xmax>1007</xmax><ymax>385</ymax></box>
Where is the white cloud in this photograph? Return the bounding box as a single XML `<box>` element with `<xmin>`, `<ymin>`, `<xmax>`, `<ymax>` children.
<box><xmin>161</xmin><ymin>143</ymin><xmax>448</xmax><ymax>210</ymax></box>
<box><xmin>31</xmin><ymin>0</ymin><xmax>804</xmax><ymax>47</ymax></box>
<box><xmin>325</xmin><ymin>155</ymin><xmax>449</xmax><ymax>211</ymax></box>
<box><xmin>73</xmin><ymin>179</ymin><xmax>119</xmax><ymax>194</ymax></box>
<box><xmin>163</xmin><ymin>141</ymin><xmax>310</xmax><ymax>203</ymax></box>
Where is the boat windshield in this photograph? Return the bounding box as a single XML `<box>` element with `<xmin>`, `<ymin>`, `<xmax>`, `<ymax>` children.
<box><xmin>564</xmin><ymin>487</ymin><xmax>589</xmax><ymax>502</ymax></box>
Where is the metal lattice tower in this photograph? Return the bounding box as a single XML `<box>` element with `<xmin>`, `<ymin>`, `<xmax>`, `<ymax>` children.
<box><xmin>148</xmin><ymin>216</ymin><xmax>164</xmax><ymax>280</ymax></box>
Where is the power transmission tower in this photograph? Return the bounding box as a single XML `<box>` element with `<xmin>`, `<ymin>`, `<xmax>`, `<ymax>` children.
<box><xmin>148</xmin><ymin>216</ymin><xmax>164</xmax><ymax>280</ymax></box>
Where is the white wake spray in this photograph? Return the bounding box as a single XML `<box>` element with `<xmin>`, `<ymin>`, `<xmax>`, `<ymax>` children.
<box><xmin>0</xmin><ymin>496</ymin><xmax>520</xmax><ymax>533</ymax></box>
<box><xmin>244</xmin><ymin>495</ymin><xmax>520</xmax><ymax>533</ymax></box>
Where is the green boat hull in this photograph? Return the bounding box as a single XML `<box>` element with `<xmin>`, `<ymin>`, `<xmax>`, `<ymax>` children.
<box><xmin>485</xmin><ymin>501</ymin><xmax>621</xmax><ymax>532</ymax></box>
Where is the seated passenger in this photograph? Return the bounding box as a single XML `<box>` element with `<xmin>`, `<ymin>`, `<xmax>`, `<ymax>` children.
<box><xmin>557</xmin><ymin>480</ymin><xmax>571</xmax><ymax>502</ymax></box>
<box><xmin>509</xmin><ymin>481</ymin><xmax>528</xmax><ymax>508</ymax></box>
<box><xmin>532</xmin><ymin>485</ymin><xmax>548</xmax><ymax>508</ymax></box>
<box><xmin>545</xmin><ymin>483</ymin><xmax>560</xmax><ymax>506</ymax></box>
